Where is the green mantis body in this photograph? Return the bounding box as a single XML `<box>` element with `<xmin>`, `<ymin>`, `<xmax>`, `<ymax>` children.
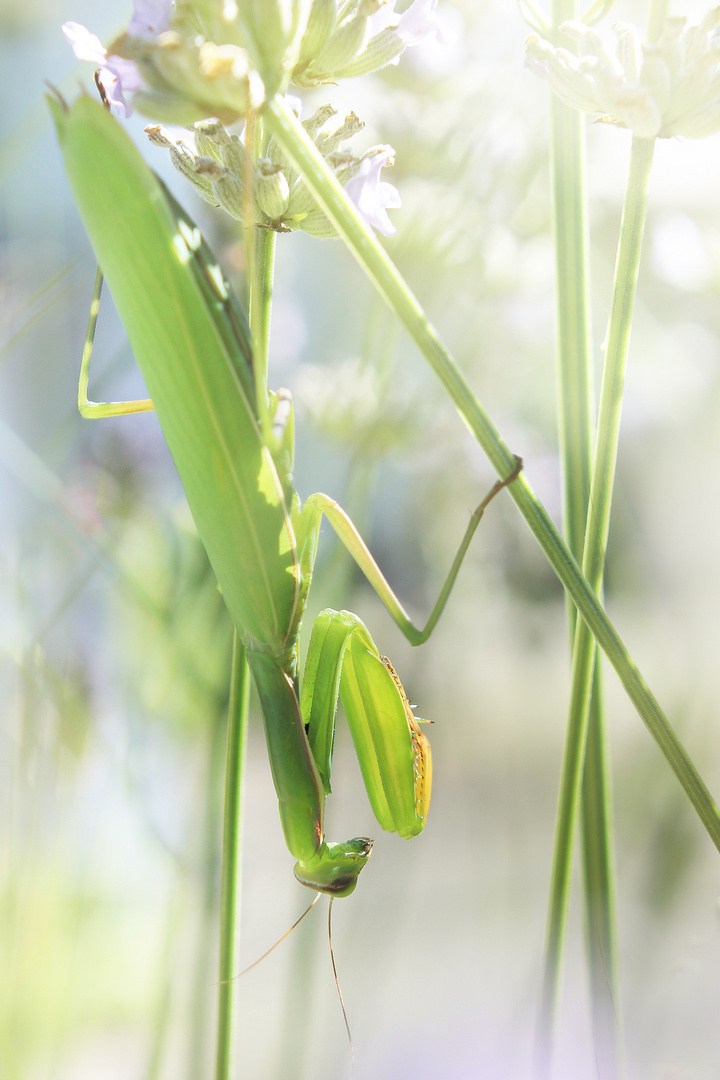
<box><xmin>50</xmin><ymin>94</ymin><xmax>518</xmax><ymax>896</ymax></box>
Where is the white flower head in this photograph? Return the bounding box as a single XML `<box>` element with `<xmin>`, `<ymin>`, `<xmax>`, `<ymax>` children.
<box><xmin>345</xmin><ymin>145</ymin><xmax>401</xmax><ymax>237</ymax></box>
<box><xmin>525</xmin><ymin>8</ymin><xmax>720</xmax><ymax>139</ymax></box>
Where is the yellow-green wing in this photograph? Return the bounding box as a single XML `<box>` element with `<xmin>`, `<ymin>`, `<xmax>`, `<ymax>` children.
<box><xmin>302</xmin><ymin>608</ymin><xmax>430</xmax><ymax>838</ymax></box>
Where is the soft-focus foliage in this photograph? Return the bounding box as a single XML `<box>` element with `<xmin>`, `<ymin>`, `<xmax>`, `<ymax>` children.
<box><xmin>3</xmin><ymin>1</ymin><xmax>720</xmax><ymax>1077</ymax></box>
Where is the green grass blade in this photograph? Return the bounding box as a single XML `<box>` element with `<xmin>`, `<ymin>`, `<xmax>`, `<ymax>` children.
<box><xmin>581</xmin><ymin>682</ymin><xmax>620</xmax><ymax>1079</ymax></box>
<box><xmin>536</xmin><ymin>33</ymin><xmax>621</xmax><ymax>1074</ymax></box>
<box><xmin>50</xmin><ymin>94</ymin><xmax>298</xmax><ymax>651</ymax></box>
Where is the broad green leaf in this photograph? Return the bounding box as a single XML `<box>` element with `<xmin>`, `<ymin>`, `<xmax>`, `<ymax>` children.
<box><xmin>51</xmin><ymin>95</ymin><xmax>298</xmax><ymax>650</ymax></box>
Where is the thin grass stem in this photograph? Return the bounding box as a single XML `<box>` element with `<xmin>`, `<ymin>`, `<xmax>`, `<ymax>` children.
<box><xmin>581</xmin><ymin>682</ymin><xmax>620</xmax><ymax>1078</ymax></box>
<box><xmin>249</xmin><ymin>226</ymin><xmax>276</xmax><ymax>411</ymax></box>
<box><xmin>537</xmin><ymin>132</ymin><xmax>656</xmax><ymax>1077</ymax></box>
<box><xmin>535</xmin><ymin>2</ymin><xmax>621</xmax><ymax>1071</ymax></box>
<box><xmin>214</xmin><ymin>634</ymin><xmax>250</xmax><ymax>1080</ymax></box>
<box><xmin>244</xmin><ymin>115</ymin><xmax>276</xmax><ymax>437</ymax></box>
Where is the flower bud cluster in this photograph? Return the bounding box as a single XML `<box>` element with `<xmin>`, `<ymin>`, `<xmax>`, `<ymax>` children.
<box><xmin>292</xmin><ymin>0</ymin><xmax>446</xmax><ymax>85</ymax></box>
<box><xmin>292</xmin><ymin>0</ymin><xmax>404</xmax><ymax>86</ymax></box>
<box><xmin>110</xmin><ymin>29</ymin><xmax>265</xmax><ymax>125</ymax></box>
<box><xmin>62</xmin><ymin>0</ymin><xmax>443</xmax><ymax>236</ymax></box>
<box><xmin>146</xmin><ymin>105</ymin><xmax>399</xmax><ymax>236</ymax></box>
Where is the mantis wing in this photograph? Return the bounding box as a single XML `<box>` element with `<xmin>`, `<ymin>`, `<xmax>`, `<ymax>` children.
<box><xmin>302</xmin><ymin>609</ymin><xmax>431</xmax><ymax>840</ymax></box>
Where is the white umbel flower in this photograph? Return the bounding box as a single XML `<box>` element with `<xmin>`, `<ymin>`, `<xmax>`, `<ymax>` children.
<box><xmin>525</xmin><ymin>8</ymin><xmax>720</xmax><ymax>139</ymax></box>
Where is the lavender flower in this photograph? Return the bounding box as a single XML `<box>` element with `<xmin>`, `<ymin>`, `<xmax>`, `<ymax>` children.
<box><xmin>127</xmin><ymin>0</ymin><xmax>173</xmax><ymax>37</ymax></box>
<box><xmin>62</xmin><ymin>2</ymin><xmax>170</xmax><ymax>117</ymax></box>
<box><xmin>345</xmin><ymin>147</ymin><xmax>401</xmax><ymax>237</ymax></box>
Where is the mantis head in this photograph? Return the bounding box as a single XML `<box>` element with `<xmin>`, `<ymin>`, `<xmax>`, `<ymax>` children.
<box><xmin>294</xmin><ymin>837</ymin><xmax>373</xmax><ymax>897</ymax></box>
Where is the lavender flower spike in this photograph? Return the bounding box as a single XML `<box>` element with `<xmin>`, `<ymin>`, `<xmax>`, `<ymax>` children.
<box><xmin>62</xmin><ymin>2</ymin><xmax>170</xmax><ymax>118</ymax></box>
<box><xmin>345</xmin><ymin>147</ymin><xmax>401</xmax><ymax>238</ymax></box>
<box><xmin>63</xmin><ymin>22</ymin><xmax>135</xmax><ymax>116</ymax></box>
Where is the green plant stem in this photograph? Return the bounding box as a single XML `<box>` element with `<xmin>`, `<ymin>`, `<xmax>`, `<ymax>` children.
<box><xmin>262</xmin><ymin>95</ymin><xmax>720</xmax><ymax>854</ymax></box>
<box><xmin>214</xmin><ymin>633</ymin><xmax>250</xmax><ymax>1080</ymax></box>
<box><xmin>583</xmin><ymin>135</ymin><xmax>655</xmax><ymax>600</ymax></box>
<box><xmin>581</xmin><ymin>682</ymin><xmax>618</xmax><ymax>1072</ymax></box>
<box><xmin>249</xmin><ymin>227</ymin><xmax>276</xmax><ymax>414</ymax></box>
<box><xmin>536</xmin><ymin>4</ymin><xmax>619</xmax><ymax>1070</ymax></box>
<box><xmin>544</xmin><ymin>76</ymin><xmax>616</xmax><ymax>1071</ymax></box>
<box><xmin>549</xmin><ymin>42</ymin><xmax>594</xmax><ymax>560</ymax></box>
<box><xmin>244</xmin><ymin>114</ymin><xmax>276</xmax><ymax>437</ymax></box>
<box><xmin>215</xmin><ymin>179</ymin><xmax>278</xmax><ymax>1077</ymax></box>
<box><xmin>537</xmin><ymin>133</ymin><xmax>655</xmax><ymax>1077</ymax></box>
<box><xmin>189</xmin><ymin>705</ymin><xmax>228</xmax><ymax>1079</ymax></box>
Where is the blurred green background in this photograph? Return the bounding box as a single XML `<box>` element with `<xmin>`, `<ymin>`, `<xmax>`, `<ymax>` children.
<box><xmin>3</xmin><ymin>1</ymin><xmax>720</xmax><ymax>1077</ymax></box>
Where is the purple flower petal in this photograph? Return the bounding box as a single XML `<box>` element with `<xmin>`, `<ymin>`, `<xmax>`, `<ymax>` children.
<box><xmin>106</xmin><ymin>55</ymin><xmax>143</xmax><ymax>94</ymax></box>
<box><xmin>95</xmin><ymin>67</ymin><xmax>128</xmax><ymax>116</ymax></box>
<box><xmin>62</xmin><ymin>20</ymin><xmax>145</xmax><ymax>118</ymax></box>
<box><xmin>103</xmin><ymin>56</ymin><xmax>144</xmax><ymax>116</ymax></box>
<box><xmin>346</xmin><ymin>148</ymin><xmax>401</xmax><ymax>238</ymax></box>
<box><xmin>62</xmin><ymin>21</ymin><xmax>107</xmax><ymax>65</ymax></box>
<box><xmin>367</xmin><ymin>1</ymin><xmax>400</xmax><ymax>36</ymax></box>
<box><xmin>128</xmin><ymin>0</ymin><xmax>172</xmax><ymax>38</ymax></box>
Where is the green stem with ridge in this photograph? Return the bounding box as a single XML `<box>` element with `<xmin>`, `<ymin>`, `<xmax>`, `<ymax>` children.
<box><xmin>214</xmin><ymin>142</ymin><xmax>281</xmax><ymax>1070</ymax></box>
<box><xmin>249</xmin><ymin>227</ymin><xmax>276</xmax><ymax>412</ymax></box>
<box><xmin>244</xmin><ymin>115</ymin><xmax>277</xmax><ymax>437</ymax></box>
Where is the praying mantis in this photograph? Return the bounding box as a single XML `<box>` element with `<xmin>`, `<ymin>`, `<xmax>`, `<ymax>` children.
<box><xmin>49</xmin><ymin>92</ymin><xmax>520</xmax><ymax>897</ymax></box>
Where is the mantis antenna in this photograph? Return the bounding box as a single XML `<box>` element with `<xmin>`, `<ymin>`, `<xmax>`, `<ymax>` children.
<box><xmin>328</xmin><ymin>897</ymin><xmax>354</xmax><ymax>1067</ymax></box>
<box><xmin>222</xmin><ymin>891</ymin><xmax>322</xmax><ymax>984</ymax></box>
<box><xmin>221</xmin><ymin>892</ymin><xmax>355</xmax><ymax>1067</ymax></box>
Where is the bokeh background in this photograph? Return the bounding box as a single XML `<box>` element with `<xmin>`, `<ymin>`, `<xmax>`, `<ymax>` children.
<box><xmin>3</xmin><ymin>1</ymin><xmax>720</xmax><ymax>1077</ymax></box>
